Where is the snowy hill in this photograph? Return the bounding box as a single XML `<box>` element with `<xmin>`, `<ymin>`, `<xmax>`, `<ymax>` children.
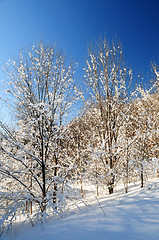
<box><xmin>2</xmin><ymin>179</ymin><xmax>159</xmax><ymax>240</ymax></box>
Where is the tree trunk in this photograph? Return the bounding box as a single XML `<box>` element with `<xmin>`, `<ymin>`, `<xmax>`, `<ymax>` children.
<box><xmin>41</xmin><ymin>119</ymin><xmax>46</xmax><ymax>212</ymax></box>
<box><xmin>125</xmin><ymin>158</ymin><xmax>129</xmax><ymax>193</ymax></box>
<box><xmin>108</xmin><ymin>185</ymin><xmax>114</xmax><ymax>194</ymax></box>
<box><xmin>108</xmin><ymin>172</ymin><xmax>114</xmax><ymax>194</ymax></box>
<box><xmin>141</xmin><ymin>164</ymin><xmax>144</xmax><ymax>188</ymax></box>
<box><xmin>108</xmin><ymin>155</ymin><xmax>114</xmax><ymax>194</ymax></box>
<box><xmin>53</xmin><ymin>150</ymin><xmax>58</xmax><ymax>204</ymax></box>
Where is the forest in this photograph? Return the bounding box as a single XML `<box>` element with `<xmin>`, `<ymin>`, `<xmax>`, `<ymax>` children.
<box><xmin>0</xmin><ymin>39</ymin><xmax>158</xmax><ymax>234</ymax></box>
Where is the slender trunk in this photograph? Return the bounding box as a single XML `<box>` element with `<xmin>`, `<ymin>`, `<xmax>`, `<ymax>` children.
<box><xmin>79</xmin><ymin>161</ymin><xmax>83</xmax><ymax>197</ymax></box>
<box><xmin>42</xmin><ymin>142</ymin><xmax>46</xmax><ymax>199</ymax></box>
<box><xmin>53</xmin><ymin>152</ymin><xmax>58</xmax><ymax>204</ymax></box>
<box><xmin>53</xmin><ymin>182</ymin><xmax>57</xmax><ymax>204</ymax></box>
<box><xmin>96</xmin><ymin>165</ymin><xmax>99</xmax><ymax>197</ymax></box>
<box><xmin>30</xmin><ymin>201</ymin><xmax>32</xmax><ymax>215</ymax></box>
<box><xmin>96</xmin><ymin>182</ymin><xmax>99</xmax><ymax>197</ymax></box>
<box><xmin>26</xmin><ymin>200</ymin><xmax>32</xmax><ymax>214</ymax></box>
<box><xmin>30</xmin><ymin>156</ymin><xmax>33</xmax><ymax>214</ymax></box>
<box><xmin>80</xmin><ymin>176</ymin><xmax>84</xmax><ymax>197</ymax></box>
<box><xmin>125</xmin><ymin>158</ymin><xmax>129</xmax><ymax>193</ymax></box>
<box><xmin>108</xmin><ymin>172</ymin><xmax>114</xmax><ymax>194</ymax></box>
<box><xmin>141</xmin><ymin>134</ymin><xmax>146</xmax><ymax>188</ymax></box>
<box><xmin>141</xmin><ymin>164</ymin><xmax>144</xmax><ymax>188</ymax></box>
<box><xmin>108</xmin><ymin>153</ymin><xmax>114</xmax><ymax>194</ymax></box>
<box><xmin>125</xmin><ymin>143</ymin><xmax>129</xmax><ymax>193</ymax></box>
<box><xmin>41</xmin><ymin>116</ymin><xmax>46</xmax><ymax>212</ymax></box>
<box><xmin>77</xmin><ymin>135</ymin><xmax>83</xmax><ymax>197</ymax></box>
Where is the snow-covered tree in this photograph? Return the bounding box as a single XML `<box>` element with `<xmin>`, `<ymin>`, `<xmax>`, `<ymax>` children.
<box><xmin>0</xmin><ymin>42</ymin><xmax>78</xmax><ymax>230</ymax></box>
<box><xmin>128</xmin><ymin>74</ymin><xmax>159</xmax><ymax>187</ymax></box>
<box><xmin>83</xmin><ymin>39</ymin><xmax>132</xmax><ymax>194</ymax></box>
<box><xmin>67</xmin><ymin>116</ymin><xmax>90</xmax><ymax>197</ymax></box>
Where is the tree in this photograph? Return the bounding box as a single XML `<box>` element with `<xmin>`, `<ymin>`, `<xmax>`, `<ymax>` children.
<box><xmin>83</xmin><ymin>38</ymin><xmax>132</xmax><ymax>194</ymax></box>
<box><xmin>128</xmin><ymin>74</ymin><xmax>159</xmax><ymax>188</ymax></box>
<box><xmin>0</xmin><ymin>42</ymin><xmax>78</xmax><ymax>230</ymax></box>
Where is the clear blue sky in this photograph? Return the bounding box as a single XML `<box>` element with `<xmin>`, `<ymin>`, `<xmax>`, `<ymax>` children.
<box><xmin>0</xmin><ymin>0</ymin><xmax>159</xmax><ymax>103</ymax></box>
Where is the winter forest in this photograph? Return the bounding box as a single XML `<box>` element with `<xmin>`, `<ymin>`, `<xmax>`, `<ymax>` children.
<box><xmin>0</xmin><ymin>39</ymin><xmax>159</xmax><ymax>235</ymax></box>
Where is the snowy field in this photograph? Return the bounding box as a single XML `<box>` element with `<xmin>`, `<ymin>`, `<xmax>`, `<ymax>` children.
<box><xmin>2</xmin><ymin>178</ymin><xmax>159</xmax><ymax>240</ymax></box>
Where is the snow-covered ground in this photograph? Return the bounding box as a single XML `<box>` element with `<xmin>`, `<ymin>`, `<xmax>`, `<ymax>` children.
<box><xmin>2</xmin><ymin>178</ymin><xmax>159</xmax><ymax>240</ymax></box>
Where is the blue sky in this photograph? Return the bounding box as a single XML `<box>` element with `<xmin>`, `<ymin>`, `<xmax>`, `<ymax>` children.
<box><xmin>0</xmin><ymin>0</ymin><xmax>159</xmax><ymax>112</ymax></box>
<box><xmin>0</xmin><ymin>0</ymin><xmax>159</xmax><ymax>71</ymax></box>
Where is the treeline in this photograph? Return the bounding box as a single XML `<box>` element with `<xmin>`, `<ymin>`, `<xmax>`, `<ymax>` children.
<box><xmin>0</xmin><ymin>39</ymin><xmax>158</xmax><ymax>232</ymax></box>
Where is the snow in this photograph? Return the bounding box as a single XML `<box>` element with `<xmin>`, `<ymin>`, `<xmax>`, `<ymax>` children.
<box><xmin>2</xmin><ymin>178</ymin><xmax>159</xmax><ymax>240</ymax></box>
